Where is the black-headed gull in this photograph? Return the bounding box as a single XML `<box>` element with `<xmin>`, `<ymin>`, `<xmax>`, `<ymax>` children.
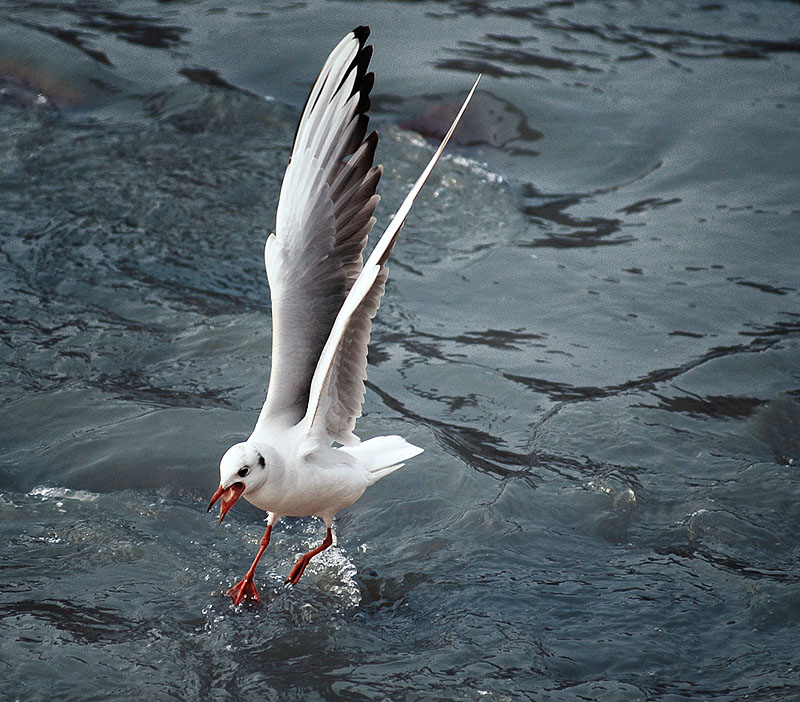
<box><xmin>207</xmin><ymin>26</ymin><xmax>478</xmax><ymax>605</ymax></box>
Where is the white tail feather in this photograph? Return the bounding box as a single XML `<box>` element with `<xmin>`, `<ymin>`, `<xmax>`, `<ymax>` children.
<box><xmin>339</xmin><ymin>435</ymin><xmax>423</xmax><ymax>481</ymax></box>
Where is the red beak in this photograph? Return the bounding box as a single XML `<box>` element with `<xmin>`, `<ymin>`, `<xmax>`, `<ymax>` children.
<box><xmin>207</xmin><ymin>482</ymin><xmax>245</xmax><ymax>524</ymax></box>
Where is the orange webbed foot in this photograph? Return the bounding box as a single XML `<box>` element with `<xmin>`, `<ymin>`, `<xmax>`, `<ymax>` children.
<box><xmin>227</xmin><ymin>576</ymin><xmax>260</xmax><ymax>605</ymax></box>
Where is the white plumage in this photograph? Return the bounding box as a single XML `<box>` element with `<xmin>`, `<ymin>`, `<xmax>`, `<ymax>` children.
<box><xmin>207</xmin><ymin>26</ymin><xmax>479</xmax><ymax>605</ymax></box>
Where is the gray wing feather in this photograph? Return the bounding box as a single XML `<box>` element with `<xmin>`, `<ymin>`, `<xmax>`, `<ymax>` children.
<box><xmin>257</xmin><ymin>27</ymin><xmax>381</xmax><ymax>426</ymax></box>
<box><xmin>303</xmin><ymin>75</ymin><xmax>482</xmax><ymax>445</ymax></box>
<box><xmin>309</xmin><ymin>266</ymin><xmax>388</xmax><ymax>445</ymax></box>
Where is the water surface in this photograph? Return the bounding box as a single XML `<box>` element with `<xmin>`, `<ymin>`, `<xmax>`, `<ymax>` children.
<box><xmin>2</xmin><ymin>1</ymin><xmax>799</xmax><ymax>700</ymax></box>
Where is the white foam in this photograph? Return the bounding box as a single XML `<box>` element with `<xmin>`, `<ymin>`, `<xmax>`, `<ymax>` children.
<box><xmin>28</xmin><ymin>485</ymin><xmax>98</xmax><ymax>502</ymax></box>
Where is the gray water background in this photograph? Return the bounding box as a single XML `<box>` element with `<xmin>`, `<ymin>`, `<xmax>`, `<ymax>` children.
<box><xmin>1</xmin><ymin>1</ymin><xmax>799</xmax><ymax>700</ymax></box>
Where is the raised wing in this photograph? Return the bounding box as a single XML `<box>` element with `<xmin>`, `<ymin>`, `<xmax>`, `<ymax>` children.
<box><xmin>257</xmin><ymin>27</ymin><xmax>381</xmax><ymax>427</ymax></box>
<box><xmin>302</xmin><ymin>75</ymin><xmax>481</xmax><ymax>446</ymax></box>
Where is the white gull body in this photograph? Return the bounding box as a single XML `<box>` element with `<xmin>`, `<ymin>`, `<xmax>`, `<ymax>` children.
<box><xmin>207</xmin><ymin>26</ymin><xmax>478</xmax><ymax>605</ymax></box>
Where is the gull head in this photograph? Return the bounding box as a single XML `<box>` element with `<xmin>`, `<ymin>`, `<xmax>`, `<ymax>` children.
<box><xmin>207</xmin><ymin>441</ymin><xmax>267</xmax><ymax>524</ymax></box>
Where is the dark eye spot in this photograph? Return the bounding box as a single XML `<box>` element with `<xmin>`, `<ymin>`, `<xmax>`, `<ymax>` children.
<box><xmin>237</xmin><ymin>466</ymin><xmax>249</xmax><ymax>478</ymax></box>
<box><xmin>258</xmin><ymin>455</ymin><xmax>265</xmax><ymax>467</ymax></box>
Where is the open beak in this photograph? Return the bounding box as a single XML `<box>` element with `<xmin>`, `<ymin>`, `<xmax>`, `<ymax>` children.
<box><xmin>207</xmin><ymin>482</ymin><xmax>245</xmax><ymax>524</ymax></box>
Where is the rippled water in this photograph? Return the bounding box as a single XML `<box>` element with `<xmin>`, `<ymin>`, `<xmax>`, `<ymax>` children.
<box><xmin>2</xmin><ymin>1</ymin><xmax>799</xmax><ymax>700</ymax></box>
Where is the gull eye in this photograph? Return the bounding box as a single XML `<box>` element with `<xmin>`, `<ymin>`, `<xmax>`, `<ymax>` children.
<box><xmin>258</xmin><ymin>455</ymin><xmax>265</xmax><ymax>468</ymax></box>
<box><xmin>237</xmin><ymin>466</ymin><xmax>249</xmax><ymax>478</ymax></box>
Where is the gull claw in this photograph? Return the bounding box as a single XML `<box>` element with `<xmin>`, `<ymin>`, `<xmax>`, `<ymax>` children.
<box><xmin>227</xmin><ymin>576</ymin><xmax>260</xmax><ymax>605</ymax></box>
<box><xmin>285</xmin><ymin>526</ymin><xmax>334</xmax><ymax>586</ymax></box>
<box><xmin>285</xmin><ymin>556</ymin><xmax>312</xmax><ymax>586</ymax></box>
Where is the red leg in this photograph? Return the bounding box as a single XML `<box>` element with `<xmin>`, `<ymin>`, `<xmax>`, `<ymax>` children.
<box><xmin>286</xmin><ymin>527</ymin><xmax>333</xmax><ymax>586</ymax></box>
<box><xmin>227</xmin><ymin>524</ymin><xmax>272</xmax><ymax>605</ymax></box>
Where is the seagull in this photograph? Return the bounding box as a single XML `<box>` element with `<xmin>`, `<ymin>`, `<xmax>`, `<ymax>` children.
<box><xmin>207</xmin><ymin>26</ymin><xmax>479</xmax><ymax>606</ymax></box>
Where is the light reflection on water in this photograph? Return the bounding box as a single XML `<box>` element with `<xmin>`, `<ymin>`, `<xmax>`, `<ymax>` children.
<box><xmin>1</xmin><ymin>0</ymin><xmax>799</xmax><ymax>699</ymax></box>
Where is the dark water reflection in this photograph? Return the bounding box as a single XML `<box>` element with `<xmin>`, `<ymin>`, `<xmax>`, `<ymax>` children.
<box><xmin>2</xmin><ymin>0</ymin><xmax>800</xmax><ymax>700</ymax></box>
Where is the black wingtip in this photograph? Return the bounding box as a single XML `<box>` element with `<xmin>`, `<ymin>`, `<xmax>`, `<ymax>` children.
<box><xmin>341</xmin><ymin>29</ymin><xmax>375</xmax><ymax>121</ymax></box>
<box><xmin>352</xmin><ymin>26</ymin><xmax>370</xmax><ymax>44</ymax></box>
<box><xmin>356</xmin><ymin>70</ymin><xmax>374</xmax><ymax>113</ymax></box>
<box><xmin>288</xmin><ymin>27</ymin><xmax>375</xmax><ymax>159</ymax></box>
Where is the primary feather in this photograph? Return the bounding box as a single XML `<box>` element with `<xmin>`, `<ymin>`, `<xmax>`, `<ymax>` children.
<box><xmin>258</xmin><ymin>27</ymin><xmax>381</xmax><ymax>427</ymax></box>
